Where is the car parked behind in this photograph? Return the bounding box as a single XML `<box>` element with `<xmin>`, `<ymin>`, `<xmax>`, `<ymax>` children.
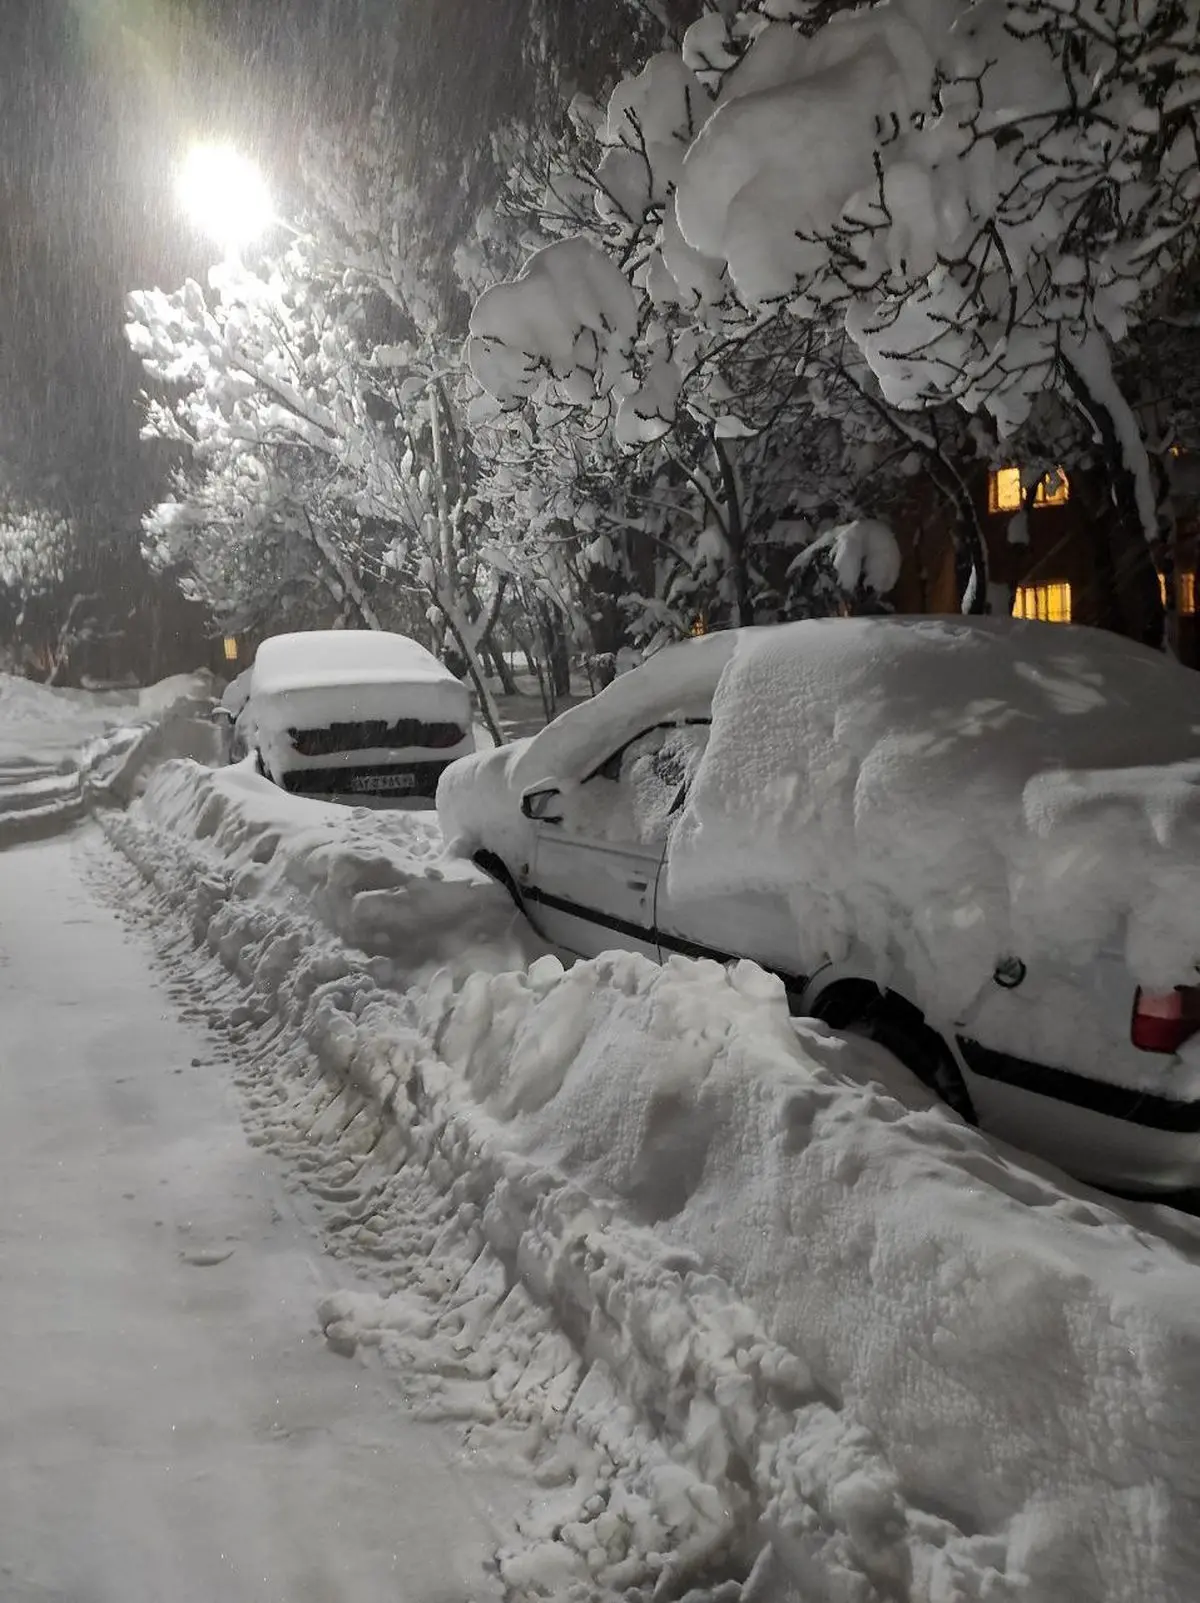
<box><xmin>241</xmin><ymin>629</ymin><xmax>474</xmax><ymax>800</ymax></box>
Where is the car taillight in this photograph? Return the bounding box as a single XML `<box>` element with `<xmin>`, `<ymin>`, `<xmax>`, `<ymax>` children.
<box><xmin>1130</xmin><ymin>986</ymin><xmax>1200</xmax><ymax>1054</ymax></box>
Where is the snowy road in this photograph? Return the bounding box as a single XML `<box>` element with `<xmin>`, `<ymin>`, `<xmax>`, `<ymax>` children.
<box><xmin>0</xmin><ymin>828</ymin><xmax>508</xmax><ymax>1603</ymax></box>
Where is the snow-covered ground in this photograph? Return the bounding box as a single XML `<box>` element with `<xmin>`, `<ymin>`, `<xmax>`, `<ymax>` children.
<box><xmin>0</xmin><ymin>829</ymin><xmax>514</xmax><ymax>1603</ymax></box>
<box><xmin>91</xmin><ymin>754</ymin><xmax>1200</xmax><ymax>1603</ymax></box>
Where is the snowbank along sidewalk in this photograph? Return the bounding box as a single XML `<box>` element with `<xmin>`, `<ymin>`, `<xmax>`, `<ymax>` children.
<box><xmin>102</xmin><ymin>756</ymin><xmax>1200</xmax><ymax>1603</ymax></box>
<box><xmin>0</xmin><ymin>670</ymin><xmax>218</xmax><ymax>844</ymax></box>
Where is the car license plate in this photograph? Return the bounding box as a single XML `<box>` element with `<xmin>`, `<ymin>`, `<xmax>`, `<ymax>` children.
<box><xmin>350</xmin><ymin>771</ymin><xmax>416</xmax><ymax>795</ymax></box>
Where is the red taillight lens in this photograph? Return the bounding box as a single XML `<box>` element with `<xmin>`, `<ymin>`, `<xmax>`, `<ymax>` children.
<box><xmin>1131</xmin><ymin>986</ymin><xmax>1200</xmax><ymax>1054</ymax></box>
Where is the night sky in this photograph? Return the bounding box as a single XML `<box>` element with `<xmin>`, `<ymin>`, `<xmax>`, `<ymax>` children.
<box><xmin>0</xmin><ymin>0</ymin><xmax>675</xmax><ymax>536</ymax></box>
<box><xmin>0</xmin><ymin>1</ymin><xmax>393</xmax><ymax>526</ymax></box>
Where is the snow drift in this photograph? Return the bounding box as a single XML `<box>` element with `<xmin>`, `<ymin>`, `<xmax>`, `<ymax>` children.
<box><xmin>103</xmin><ymin>756</ymin><xmax>1200</xmax><ymax>1603</ymax></box>
<box><xmin>0</xmin><ymin>670</ymin><xmax>217</xmax><ymax>844</ymax></box>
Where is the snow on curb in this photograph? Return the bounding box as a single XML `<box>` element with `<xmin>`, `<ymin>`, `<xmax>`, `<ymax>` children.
<box><xmin>102</xmin><ymin>760</ymin><xmax>1200</xmax><ymax>1603</ymax></box>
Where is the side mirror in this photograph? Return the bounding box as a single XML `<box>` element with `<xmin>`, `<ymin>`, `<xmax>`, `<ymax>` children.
<box><xmin>211</xmin><ymin>706</ymin><xmax>235</xmax><ymax>725</ymax></box>
<box><xmin>521</xmin><ymin>784</ymin><xmax>564</xmax><ymax>824</ymax></box>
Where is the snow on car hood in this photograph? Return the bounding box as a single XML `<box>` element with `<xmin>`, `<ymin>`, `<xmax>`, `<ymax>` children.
<box><xmin>436</xmin><ymin>739</ymin><xmax>533</xmax><ymax>864</ymax></box>
<box><xmin>668</xmin><ymin>616</ymin><xmax>1200</xmax><ymax>1012</ymax></box>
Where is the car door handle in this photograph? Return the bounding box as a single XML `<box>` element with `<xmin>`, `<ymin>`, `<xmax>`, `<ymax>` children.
<box><xmin>626</xmin><ymin>877</ymin><xmax>649</xmax><ymax>892</ymax></box>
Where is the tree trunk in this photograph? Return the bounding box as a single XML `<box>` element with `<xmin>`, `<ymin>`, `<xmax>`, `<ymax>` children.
<box><xmin>536</xmin><ymin>602</ymin><xmax>570</xmax><ymax>700</ymax></box>
<box><xmin>486</xmin><ymin>640</ymin><xmax>518</xmax><ymax>695</ymax></box>
<box><xmin>1061</xmin><ymin>333</ymin><xmax>1165</xmax><ymax>648</ymax></box>
<box><xmin>305</xmin><ymin>515</ymin><xmax>384</xmax><ymax>631</ymax></box>
<box><xmin>439</xmin><ymin>594</ymin><xmax>504</xmax><ymax>745</ymax></box>
<box><xmin>712</xmin><ymin>434</ymin><xmax>751</xmax><ymax>626</ymax></box>
<box><xmin>925</xmin><ymin>418</ymin><xmax>988</xmax><ymax>614</ymax></box>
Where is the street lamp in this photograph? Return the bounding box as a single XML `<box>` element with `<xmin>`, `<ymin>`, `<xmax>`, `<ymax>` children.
<box><xmin>178</xmin><ymin>143</ymin><xmax>274</xmax><ymax>253</ymax></box>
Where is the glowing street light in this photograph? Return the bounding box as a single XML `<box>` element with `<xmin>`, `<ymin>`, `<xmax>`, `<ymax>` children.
<box><xmin>178</xmin><ymin>144</ymin><xmax>274</xmax><ymax>253</ymax></box>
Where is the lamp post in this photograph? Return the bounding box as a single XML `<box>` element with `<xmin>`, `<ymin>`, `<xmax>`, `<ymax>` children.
<box><xmin>177</xmin><ymin>144</ymin><xmax>276</xmax><ymax>255</ymax></box>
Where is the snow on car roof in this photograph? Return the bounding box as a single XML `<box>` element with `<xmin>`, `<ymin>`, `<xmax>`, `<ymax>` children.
<box><xmin>251</xmin><ymin>630</ymin><xmax>458</xmax><ymax>695</ymax></box>
<box><xmin>667</xmin><ymin>613</ymin><xmax>1200</xmax><ymax>1016</ymax></box>
<box><xmin>519</xmin><ymin>611</ymin><xmax>1194</xmax><ymax>784</ymax></box>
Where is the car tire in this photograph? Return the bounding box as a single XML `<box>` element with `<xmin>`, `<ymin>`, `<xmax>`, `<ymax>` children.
<box><xmin>812</xmin><ymin>983</ymin><xmax>977</xmax><ymax>1124</ymax></box>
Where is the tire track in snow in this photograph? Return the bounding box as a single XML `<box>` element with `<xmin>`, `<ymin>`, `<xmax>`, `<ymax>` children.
<box><xmin>89</xmin><ymin>812</ymin><xmax>991</xmax><ymax>1603</ymax></box>
<box><xmin>93</xmin><ymin>772</ymin><xmax>1200</xmax><ymax>1603</ymax></box>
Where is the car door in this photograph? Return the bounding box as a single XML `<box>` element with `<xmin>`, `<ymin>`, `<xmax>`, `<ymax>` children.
<box><xmin>651</xmin><ymin>726</ymin><xmax>809</xmax><ymax>992</ymax></box>
<box><xmin>526</xmin><ymin>723</ymin><xmax>709</xmax><ymax>962</ymax></box>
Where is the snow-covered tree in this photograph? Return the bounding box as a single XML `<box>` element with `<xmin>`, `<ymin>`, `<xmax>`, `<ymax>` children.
<box><xmin>469</xmin><ymin>0</ymin><xmax>1200</xmax><ymax>632</ymax></box>
<box><xmin>144</xmin><ymin>446</ymin><xmax>416</xmax><ymax>638</ymax></box>
<box><xmin>466</xmin><ymin>30</ymin><xmax>994</xmax><ymax>619</ymax></box>
<box><xmin>0</xmin><ymin>490</ymin><xmax>99</xmax><ymax>683</ymax></box>
<box><xmin>126</xmin><ymin>127</ymin><xmax>509</xmax><ymax>737</ymax></box>
<box><xmin>672</xmin><ymin>2</ymin><xmax>1200</xmax><ymax>564</ymax></box>
<box><xmin>787</xmin><ymin>517</ymin><xmax>902</xmax><ymax>616</ymax></box>
<box><xmin>0</xmin><ymin>498</ymin><xmax>72</xmax><ymax>613</ymax></box>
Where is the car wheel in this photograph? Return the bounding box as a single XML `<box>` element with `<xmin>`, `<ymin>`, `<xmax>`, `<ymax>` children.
<box><xmin>813</xmin><ymin>983</ymin><xmax>977</xmax><ymax>1124</ymax></box>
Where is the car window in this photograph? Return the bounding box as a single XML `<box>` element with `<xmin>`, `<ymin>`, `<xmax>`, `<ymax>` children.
<box><xmin>557</xmin><ymin>724</ymin><xmax>709</xmax><ymax>847</ymax></box>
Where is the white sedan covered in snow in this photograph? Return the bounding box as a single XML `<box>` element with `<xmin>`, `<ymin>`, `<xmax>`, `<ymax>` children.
<box><xmin>439</xmin><ymin>615</ymin><xmax>1200</xmax><ymax>1192</ymax></box>
<box><xmin>240</xmin><ymin>630</ymin><xmax>474</xmax><ymax>800</ymax></box>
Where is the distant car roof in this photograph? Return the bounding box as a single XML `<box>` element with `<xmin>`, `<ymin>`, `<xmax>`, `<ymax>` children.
<box><xmin>250</xmin><ymin>630</ymin><xmax>459</xmax><ymax>697</ymax></box>
<box><xmin>221</xmin><ymin>666</ymin><xmax>254</xmax><ymax>715</ymax></box>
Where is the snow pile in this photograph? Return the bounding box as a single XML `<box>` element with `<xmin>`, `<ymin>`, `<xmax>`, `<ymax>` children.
<box><xmin>428</xmin><ymin>951</ymin><xmax>1200</xmax><ymax>1602</ymax></box>
<box><xmin>0</xmin><ymin>670</ymin><xmax>217</xmax><ymax>842</ymax></box>
<box><xmin>670</xmin><ymin>616</ymin><xmax>1200</xmax><ymax>1018</ymax></box>
<box><xmin>105</xmin><ymin>756</ymin><xmax>1200</xmax><ymax>1603</ymax></box>
<box><xmin>0</xmin><ymin>670</ymin><xmax>212</xmax><ymax>764</ymax></box>
<box><xmin>131</xmin><ymin>758</ymin><xmax>535</xmax><ymax>978</ymax></box>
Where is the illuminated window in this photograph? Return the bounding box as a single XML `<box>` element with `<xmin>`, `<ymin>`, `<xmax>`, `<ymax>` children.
<box><xmin>1013</xmin><ymin>582</ymin><xmax>1072</xmax><ymax>623</ymax></box>
<box><xmin>1037</xmin><ymin>468</ymin><xmax>1070</xmax><ymax>506</ymax></box>
<box><xmin>223</xmin><ymin>636</ymin><xmax>239</xmax><ymax>662</ymax></box>
<box><xmin>1157</xmin><ymin>572</ymin><xmax>1197</xmax><ymax>613</ymax></box>
<box><xmin>990</xmin><ymin>467</ymin><xmax>1022</xmax><ymax>512</ymax></box>
<box><xmin>989</xmin><ymin>466</ymin><xmax>1070</xmax><ymax>513</ymax></box>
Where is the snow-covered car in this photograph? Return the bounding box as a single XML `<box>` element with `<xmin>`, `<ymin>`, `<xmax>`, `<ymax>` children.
<box><xmin>240</xmin><ymin>630</ymin><xmax>474</xmax><ymax>799</ymax></box>
<box><xmin>211</xmin><ymin>666</ymin><xmax>253</xmax><ymax>763</ymax></box>
<box><xmin>439</xmin><ymin>615</ymin><xmax>1200</xmax><ymax>1193</ymax></box>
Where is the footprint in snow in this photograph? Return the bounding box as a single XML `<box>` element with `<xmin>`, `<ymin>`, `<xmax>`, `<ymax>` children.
<box><xmin>180</xmin><ymin>1247</ymin><xmax>236</xmax><ymax>1267</ymax></box>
